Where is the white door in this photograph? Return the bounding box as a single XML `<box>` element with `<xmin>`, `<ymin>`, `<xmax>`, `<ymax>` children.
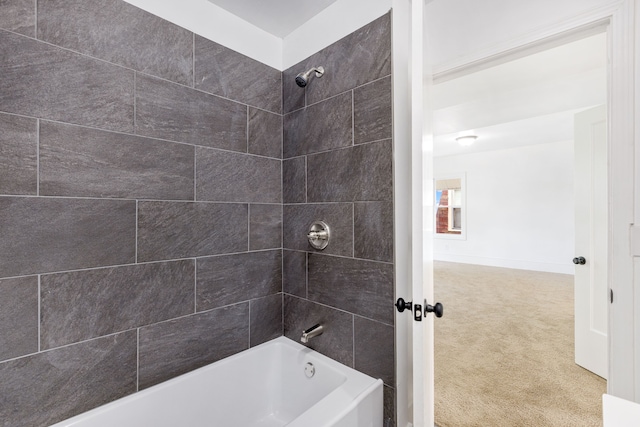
<box><xmin>574</xmin><ymin>105</ymin><xmax>608</xmax><ymax>379</ymax></box>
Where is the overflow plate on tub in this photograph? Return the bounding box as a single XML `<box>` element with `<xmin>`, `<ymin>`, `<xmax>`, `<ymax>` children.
<box><xmin>304</xmin><ymin>362</ymin><xmax>315</xmax><ymax>378</ymax></box>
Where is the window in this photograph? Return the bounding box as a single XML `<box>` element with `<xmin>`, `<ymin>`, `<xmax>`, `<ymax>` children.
<box><xmin>435</xmin><ymin>174</ymin><xmax>466</xmax><ymax>239</ymax></box>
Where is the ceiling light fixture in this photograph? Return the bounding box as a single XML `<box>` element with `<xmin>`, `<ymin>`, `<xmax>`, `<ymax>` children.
<box><xmin>455</xmin><ymin>135</ymin><xmax>478</xmax><ymax>146</ymax></box>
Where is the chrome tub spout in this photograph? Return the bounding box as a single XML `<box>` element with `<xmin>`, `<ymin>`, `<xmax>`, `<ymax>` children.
<box><xmin>301</xmin><ymin>324</ymin><xmax>324</xmax><ymax>343</ymax></box>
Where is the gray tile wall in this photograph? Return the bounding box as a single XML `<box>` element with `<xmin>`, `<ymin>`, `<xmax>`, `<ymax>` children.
<box><xmin>1</xmin><ymin>2</ymin><xmax>395</xmax><ymax>425</ymax></box>
<box><xmin>0</xmin><ymin>0</ymin><xmax>283</xmax><ymax>425</ymax></box>
<box><xmin>281</xmin><ymin>13</ymin><xmax>396</xmax><ymax>426</ymax></box>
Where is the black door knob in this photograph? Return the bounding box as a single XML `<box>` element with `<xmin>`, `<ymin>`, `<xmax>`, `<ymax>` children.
<box><xmin>395</xmin><ymin>298</ymin><xmax>412</xmax><ymax>313</ymax></box>
<box><xmin>573</xmin><ymin>256</ymin><xmax>586</xmax><ymax>265</ymax></box>
<box><xmin>425</xmin><ymin>301</ymin><xmax>444</xmax><ymax>318</ymax></box>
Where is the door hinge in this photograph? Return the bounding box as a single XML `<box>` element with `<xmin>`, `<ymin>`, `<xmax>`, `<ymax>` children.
<box><xmin>610</xmin><ymin>289</ymin><xmax>614</xmax><ymax>304</ymax></box>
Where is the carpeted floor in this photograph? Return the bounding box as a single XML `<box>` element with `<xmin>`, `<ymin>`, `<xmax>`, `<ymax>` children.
<box><xmin>434</xmin><ymin>261</ymin><xmax>606</xmax><ymax>427</ymax></box>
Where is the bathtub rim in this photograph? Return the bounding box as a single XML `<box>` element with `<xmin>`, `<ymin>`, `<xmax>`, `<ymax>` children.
<box><xmin>49</xmin><ymin>335</ymin><xmax>383</xmax><ymax>427</ymax></box>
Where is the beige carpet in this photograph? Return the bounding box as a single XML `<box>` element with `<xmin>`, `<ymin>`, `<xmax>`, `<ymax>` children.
<box><xmin>434</xmin><ymin>261</ymin><xmax>606</xmax><ymax>427</ymax></box>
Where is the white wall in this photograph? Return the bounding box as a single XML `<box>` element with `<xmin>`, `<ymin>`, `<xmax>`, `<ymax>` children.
<box><xmin>434</xmin><ymin>141</ymin><xmax>574</xmax><ymax>274</ymax></box>
<box><xmin>425</xmin><ymin>0</ymin><xmax>619</xmax><ymax>72</ymax></box>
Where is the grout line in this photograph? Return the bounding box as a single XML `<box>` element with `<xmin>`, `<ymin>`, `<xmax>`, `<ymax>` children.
<box><xmin>280</xmin><ymin>113</ymin><xmax>284</xmax><ymax>159</ymax></box>
<box><xmin>0</xmin><ymin>259</ymin><xmax>197</xmax><ymax>282</ymax></box>
<box><xmin>246</xmin><ymin>105</ymin><xmax>250</xmax><ymax>153</ymax></box>
<box><xmin>193</xmin><ymin>258</ymin><xmax>198</xmax><ymax>313</ymax></box>
<box><xmin>304</xmin><ymin>156</ymin><xmax>308</xmax><ymax>204</ymax></box>
<box><xmin>37</xmin><ymin>275</ymin><xmax>41</xmax><ymax>352</ymax></box>
<box><xmin>136</xmin><ymin>328</ymin><xmax>140</xmax><ymax>392</ymax></box>
<box><xmin>33</xmin><ymin>0</ymin><xmax>37</xmax><ymax>37</ymax></box>
<box><xmin>352</xmin><ymin>202</ymin><xmax>355</xmax><ymax>257</ymax></box>
<box><xmin>248</xmin><ymin>300</ymin><xmax>252</xmax><ymax>348</ymax></box>
<box><xmin>12</xmin><ymin>114</ymin><xmax>284</xmax><ymax>161</ymax></box>
<box><xmin>352</xmin><ymin>315</ymin><xmax>356</xmax><ymax>367</ymax></box>
<box><xmin>0</xmin><ymin>194</ymin><xmax>266</xmax><ymax>205</ymax></box>
<box><xmin>284</xmin><ymin>138</ymin><xmax>391</xmax><ymax>161</ymax></box>
<box><xmin>0</xmin><ymin>26</ymin><xmax>287</xmax><ymax>117</ymax></box>
<box><xmin>284</xmin><ymin>293</ymin><xmax>393</xmax><ymax>327</ymax></box>
<box><xmin>36</xmin><ymin>119</ymin><xmax>40</xmax><ymax>196</ymax></box>
<box><xmin>247</xmin><ymin>204</ymin><xmax>251</xmax><ymax>251</ymax></box>
<box><xmin>135</xmin><ymin>200</ymin><xmax>138</xmax><ymax>263</ymax></box>
<box><xmin>351</xmin><ymin>90</ymin><xmax>355</xmax><ymax>146</ymax></box>
<box><xmin>193</xmin><ymin>147</ymin><xmax>197</xmax><ymax>201</ymax></box>
<box><xmin>282</xmin><ymin>249</ymin><xmax>393</xmax><ymax>266</ymax></box>
<box><xmin>192</xmin><ymin>32</ymin><xmax>195</xmax><ymax>88</ymax></box>
<box><xmin>133</xmin><ymin>72</ymin><xmax>137</xmax><ymax>132</ymax></box>
<box><xmin>280</xmin><ymin>203</ymin><xmax>284</xmax><ymax>250</ymax></box>
<box><xmin>305</xmin><ymin>252</ymin><xmax>309</xmax><ymax>299</ymax></box>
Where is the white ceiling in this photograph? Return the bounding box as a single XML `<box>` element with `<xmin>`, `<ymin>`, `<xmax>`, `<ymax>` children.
<box><xmin>433</xmin><ymin>32</ymin><xmax>607</xmax><ymax>157</ymax></box>
<box><xmin>206</xmin><ymin>0</ymin><xmax>340</xmax><ymax>38</ymax></box>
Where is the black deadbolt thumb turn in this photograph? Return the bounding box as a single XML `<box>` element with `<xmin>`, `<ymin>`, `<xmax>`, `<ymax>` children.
<box><xmin>425</xmin><ymin>301</ymin><xmax>444</xmax><ymax>318</ymax></box>
<box><xmin>573</xmin><ymin>256</ymin><xmax>586</xmax><ymax>265</ymax></box>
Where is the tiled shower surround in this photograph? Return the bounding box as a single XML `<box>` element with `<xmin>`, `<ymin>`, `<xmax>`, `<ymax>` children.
<box><xmin>0</xmin><ymin>1</ymin><xmax>394</xmax><ymax>426</ymax></box>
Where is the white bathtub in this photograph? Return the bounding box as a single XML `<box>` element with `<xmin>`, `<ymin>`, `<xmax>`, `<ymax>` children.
<box><xmin>50</xmin><ymin>336</ymin><xmax>383</xmax><ymax>427</ymax></box>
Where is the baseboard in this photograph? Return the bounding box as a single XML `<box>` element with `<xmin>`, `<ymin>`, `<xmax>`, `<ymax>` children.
<box><xmin>433</xmin><ymin>253</ymin><xmax>574</xmax><ymax>275</ymax></box>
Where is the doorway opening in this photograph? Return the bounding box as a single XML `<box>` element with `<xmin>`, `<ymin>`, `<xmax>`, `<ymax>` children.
<box><xmin>431</xmin><ymin>30</ymin><xmax>608</xmax><ymax>426</ymax></box>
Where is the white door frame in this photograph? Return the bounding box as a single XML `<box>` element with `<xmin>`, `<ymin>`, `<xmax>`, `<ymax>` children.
<box><xmin>395</xmin><ymin>0</ymin><xmax>637</xmax><ymax>424</ymax></box>
<box><xmin>393</xmin><ymin>0</ymin><xmax>431</xmax><ymax>426</ymax></box>
<box><xmin>421</xmin><ymin>0</ymin><xmax>636</xmax><ymax>403</ymax></box>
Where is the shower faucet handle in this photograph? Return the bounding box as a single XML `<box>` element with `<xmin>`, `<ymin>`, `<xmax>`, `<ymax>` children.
<box><xmin>307</xmin><ymin>221</ymin><xmax>330</xmax><ymax>250</ymax></box>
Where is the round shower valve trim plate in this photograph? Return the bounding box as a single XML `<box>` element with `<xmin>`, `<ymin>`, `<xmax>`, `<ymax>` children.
<box><xmin>307</xmin><ymin>220</ymin><xmax>330</xmax><ymax>250</ymax></box>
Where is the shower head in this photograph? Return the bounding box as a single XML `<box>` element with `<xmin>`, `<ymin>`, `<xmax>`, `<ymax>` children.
<box><xmin>295</xmin><ymin>66</ymin><xmax>325</xmax><ymax>88</ymax></box>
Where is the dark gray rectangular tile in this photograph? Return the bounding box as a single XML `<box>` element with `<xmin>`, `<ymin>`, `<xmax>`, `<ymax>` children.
<box><xmin>284</xmin><ymin>295</ymin><xmax>353</xmax><ymax>367</ymax></box>
<box><xmin>250</xmin><ymin>293</ymin><xmax>283</xmax><ymax>347</ymax></box>
<box><xmin>0</xmin><ymin>30</ymin><xmax>134</xmax><ymax>132</ymax></box>
<box><xmin>196</xmin><ymin>250</ymin><xmax>281</xmax><ymax>311</ymax></box>
<box><xmin>135</xmin><ymin>74</ymin><xmax>246</xmax><ymax>151</ymax></box>
<box><xmin>249</xmin><ymin>204</ymin><xmax>282</xmax><ymax>250</ymax></box>
<box><xmin>248</xmin><ymin>108</ymin><xmax>282</xmax><ymax>158</ymax></box>
<box><xmin>0</xmin><ymin>113</ymin><xmax>37</xmax><ymax>195</ymax></box>
<box><xmin>39</xmin><ymin>121</ymin><xmax>194</xmax><ymax>200</ymax></box>
<box><xmin>138</xmin><ymin>304</ymin><xmax>249</xmax><ymax>389</ymax></box>
<box><xmin>283</xmin><ymin>203</ymin><xmax>353</xmax><ymax>257</ymax></box>
<box><xmin>283</xmin><ymin>156</ymin><xmax>306</xmax><ymax>204</ymax></box>
<box><xmin>354</xmin><ymin>76</ymin><xmax>392</xmax><ymax>144</ymax></box>
<box><xmin>137</xmin><ymin>201</ymin><xmax>248</xmax><ymax>262</ymax></box>
<box><xmin>196</xmin><ymin>148</ymin><xmax>281</xmax><ymax>203</ymax></box>
<box><xmin>37</xmin><ymin>0</ymin><xmax>193</xmax><ymax>85</ymax></box>
<box><xmin>41</xmin><ymin>260</ymin><xmax>195</xmax><ymax>349</ymax></box>
<box><xmin>0</xmin><ymin>276</ymin><xmax>38</xmax><ymax>361</ymax></box>
<box><xmin>0</xmin><ymin>331</ymin><xmax>136</xmax><ymax>427</ymax></box>
<box><xmin>0</xmin><ymin>197</ymin><xmax>136</xmax><ymax>278</ymax></box>
<box><xmin>283</xmin><ymin>250</ymin><xmax>306</xmax><ymax>298</ymax></box>
<box><xmin>308</xmin><ymin>254</ymin><xmax>393</xmax><ymax>324</ymax></box>
<box><xmin>354</xmin><ymin>202</ymin><xmax>393</xmax><ymax>263</ymax></box>
<box><xmin>384</xmin><ymin>385</ymin><xmax>396</xmax><ymax>427</ymax></box>
<box><xmin>304</xmin><ymin>13</ymin><xmax>391</xmax><ymax>105</ymax></box>
<box><xmin>354</xmin><ymin>316</ymin><xmax>394</xmax><ymax>386</ymax></box>
<box><xmin>195</xmin><ymin>35</ymin><xmax>282</xmax><ymax>113</ymax></box>
<box><xmin>283</xmin><ymin>92</ymin><xmax>352</xmax><ymax>158</ymax></box>
<box><xmin>0</xmin><ymin>0</ymin><xmax>34</xmax><ymax>36</ymax></box>
<box><xmin>307</xmin><ymin>140</ymin><xmax>392</xmax><ymax>202</ymax></box>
